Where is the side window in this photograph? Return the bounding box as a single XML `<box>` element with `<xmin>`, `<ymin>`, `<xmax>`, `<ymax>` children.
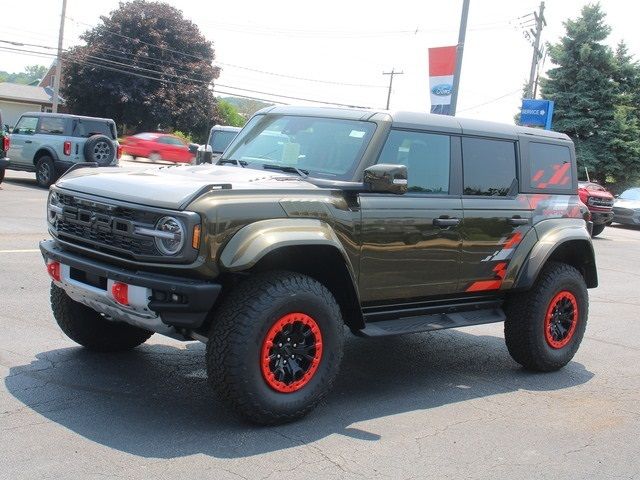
<box><xmin>13</xmin><ymin>116</ymin><xmax>38</xmax><ymax>135</ymax></box>
<box><xmin>378</xmin><ymin>130</ymin><xmax>450</xmax><ymax>194</ymax></box>
<box><xmin>462</xmin><ymin>137</ymin><xmax>517</xmax><ymax>196</ymax></box>
<box><xmin>37</xmin><ymin>117</ymin><xmax>65</xmax><ymax>135</ymax></box>
<box><xmin>528</xmin><ymin>142</ymin><xmax>573</xmax><ymax>190</ymax></box>
<box><xmin>157</xmin><ymin>137</ymin><xmax>171</xmax><ymax>144</ymax></box>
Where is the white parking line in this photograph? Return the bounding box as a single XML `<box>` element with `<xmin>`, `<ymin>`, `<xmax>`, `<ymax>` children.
<box><xmin>0</xmin><ymin>249</ymin><xmax>41</xmax><ymax>253</ymax></box>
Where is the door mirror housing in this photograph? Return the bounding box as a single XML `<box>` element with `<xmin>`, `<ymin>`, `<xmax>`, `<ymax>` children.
<box><xmin>364</xmin><ymin>164</ymin><xmax>408</xmax><ymax>194</ymax></box>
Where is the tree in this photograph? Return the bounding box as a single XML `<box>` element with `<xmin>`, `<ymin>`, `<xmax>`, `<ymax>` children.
<box><xmin>216</xmin><ymin>99</ymin><xmax>245</xmax><ymax>127</ymax></box>
<box><xmin>0</xmin><ymin>64</ymin><xmax>48</xmax><ymax>84</ymax></box>
<box><xmin>62</xmin><ymin>0</ymin><xmax>220</xmax><ymax>142</ymax></box>
<box><xmin>540</xmin><ymin>4</ymin><xmax>618</xmax><ymax>184</ymax></box>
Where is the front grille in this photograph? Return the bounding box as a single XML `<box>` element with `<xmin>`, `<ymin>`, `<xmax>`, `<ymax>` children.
<box><xmin>588</xmin><ymin>197</ymin><xmax>614</xmax><ymax>208</ymax></box>
<box><xmin>54</xmin><ymin>193</ymin><xmax>162</xmax><ymax>259</ymax></box>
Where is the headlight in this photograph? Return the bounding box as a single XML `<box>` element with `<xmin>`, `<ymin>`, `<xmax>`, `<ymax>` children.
<box><xmin>48</xmin><ymin>191</ymin><xmax>62</xmax><ymax>225</ymax></box>
<box><xmin>154</xmin><ymin>216</ymin><xmax>185</xmax><ymax>255</ymax></box>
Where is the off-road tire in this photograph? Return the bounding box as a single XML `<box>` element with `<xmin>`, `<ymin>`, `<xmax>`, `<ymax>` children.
<box><xmin>504</xmin><ymin>262</ymin><xmax>588</xmax><ymax>372</ymax></box>
<box><xmin>206</xmin><ymin>271</ymin><xmax>344</xmax><ymax>425</ymax></box>
<box><xmin>35</xmin><ymin>156</ymin><xmax>55</xmax><ymax>188</ymax></box>
<box><xmin>591</xmin><ymin>224</ymin><xmax>605</xmax><ymax>237</ymax></box>
<box><xmin>83</xmin><ymin>134</ymin><xmax>115</xmax><ymax>165</ymax></box>
<box><xmin>51</xmin><ymin>283</ymin><xmax>153</xmax><ymax>352</ymax></box>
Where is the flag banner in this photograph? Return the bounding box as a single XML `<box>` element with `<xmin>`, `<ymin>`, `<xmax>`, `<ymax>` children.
<box><xmin>429</xmin><ymin>46</ymin><xmax>457</xmax><ymax>115</ymax></box>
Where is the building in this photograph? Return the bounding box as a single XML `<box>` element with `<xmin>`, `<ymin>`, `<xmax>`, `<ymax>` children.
<box><xmin>0</xmin><ymin>63</ymin><xmax>64</xmax><ymax>128</ymax></box>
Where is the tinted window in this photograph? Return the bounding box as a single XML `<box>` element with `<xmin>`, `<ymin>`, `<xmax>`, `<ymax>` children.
<box><xmin>462</xmin><ymin>137</ymin><xmax>517</xmax><ymax>196</ymax></box>
<box><xmin>37</xmin><ymin>117</ymin><xmax>65</xmax><ymax>135</ymax></box>
<box><xmin>223</xmin><ymin>115</ymin><xmax>376</xmax><ymax>180</ymax></box>
<box><xmin>529</xmin><ymin>142</ymin><xmax>573</xmax><ymax>190</ymax></box>
<box><xmin>133</xmin><ymin>133</ymin><xmax>158</xmax><ymax>140</ymax></box>
<box><xmin>73</xmin><ymin>120</ymin><xmax>115</xmax><ymax>139</ymax></box>
<box><xmin>14</xmin><ymin>116</ymin><xmax>38</xmax><ymax>135</ymax></box>
<box><xmin>619</xmin><ymin>188</ymin><xmax>640</xmax><ymax>200</ymax></box>
<box><xmin>378</xmin><ymin>130</ymin><xmax>450</xmax><ymax>194</ymax></box>
<box><xmin>210</xmin><ymin>130</ymin><xmax>238</xmax><ymax>153</ymax></box>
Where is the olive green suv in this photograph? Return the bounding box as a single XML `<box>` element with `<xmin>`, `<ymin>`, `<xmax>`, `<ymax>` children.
<box><xmin>40</xmin><ymin>106</ymin><xmax>596</xmax><ymax>424</ymax></box>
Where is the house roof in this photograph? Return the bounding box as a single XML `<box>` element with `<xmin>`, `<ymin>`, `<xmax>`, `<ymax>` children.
<box><xmin>0</xmin><ymin>82</ymin><xmax>63</xmax><ymax>105</ymax></box>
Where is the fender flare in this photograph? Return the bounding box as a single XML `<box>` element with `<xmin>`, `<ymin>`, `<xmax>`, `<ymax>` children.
<box><xmin>33</xmin><ymin>146</ymin><xmax>60</xmax><ymax>164</ymax></box>
<box><xmin>514</xmin><ymin>220</ymin><xmax>597</xmax><ymax>290</ymax></box>
<box><xmin>220</xmin><ymin>218</ymin><xmax>355</xmax><ymax>276</ymax></box>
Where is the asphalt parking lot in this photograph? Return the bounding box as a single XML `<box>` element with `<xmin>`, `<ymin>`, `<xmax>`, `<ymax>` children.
<box><xmin>1</xmin><ymin>168</ymin><xmax>639</xmax><ymax>480</ymax></box>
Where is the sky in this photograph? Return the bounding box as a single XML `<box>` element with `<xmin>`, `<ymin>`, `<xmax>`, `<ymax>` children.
<box><xmin>1</xmin><ymin>0</ymin><xmax>638</xmax><ymax>123</ymax></box>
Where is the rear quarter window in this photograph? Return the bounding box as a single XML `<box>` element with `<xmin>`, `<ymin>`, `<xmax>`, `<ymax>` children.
<box><xmin>529</xmin><ymin>142</ymin><xmax>573</xmax><ymax>190</ymax></box>
<box><xmin>73</xmin><ymin>120</ymin><xmax>116</xmax><ymax>139</ymax></box>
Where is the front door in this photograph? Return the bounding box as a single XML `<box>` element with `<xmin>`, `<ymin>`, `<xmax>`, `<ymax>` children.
<box><xmin>8</xmin><ymin>115</ymin><xmax>39</xmax><ymax>166</ymax></box>
<box><xmin>458</xmin><ymin>136</ymin><xmax>533</xmax><ymax>293</ymax></box>
<box><xmin>359</xmin><ymin>129</ymin><xmax>463</xmax><ymax>305</ymax></box>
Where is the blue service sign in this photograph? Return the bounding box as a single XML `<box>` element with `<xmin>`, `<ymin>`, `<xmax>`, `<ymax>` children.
<box><xmin>520</xmin><ymin>99</ymin><xmax>554</xmax><ymax>129</ymax></box>
<box><xmin>431</xmin><ymin>83</ymin><xmax>452</xmax><ymax>96</ymax></box>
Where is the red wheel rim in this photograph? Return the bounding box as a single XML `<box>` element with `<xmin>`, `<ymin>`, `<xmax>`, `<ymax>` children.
<box><xmin>260</xmin><ymin>313</ymin><xmax>323</xmax><ymax>393</ymax></box>
<box><xmin>544</xmin><ymin>291</ymin><xmax>579</xmax><ymax>349</ymax></box>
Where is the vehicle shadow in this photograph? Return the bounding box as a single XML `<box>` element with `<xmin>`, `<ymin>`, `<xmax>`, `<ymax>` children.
<box><xmin>2</xmin><ymin>176</ymin><xmax>42</xmax><ymax>191</ymax></box>
<box><xmin>5</xmin><ymin>329</ymin><xmax>593</xmax><ymax>459</ymax></box>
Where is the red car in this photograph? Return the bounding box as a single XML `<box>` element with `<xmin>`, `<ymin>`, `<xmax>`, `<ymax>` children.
<box><xmin>578</xmin><ymin>181</ymin><xmax>614</xmax><ymax>237</ymax></box>
<box><xmin>122</xmin><ymin>133</ymin><xmax>194</xmax><ymax>163</ymax></box>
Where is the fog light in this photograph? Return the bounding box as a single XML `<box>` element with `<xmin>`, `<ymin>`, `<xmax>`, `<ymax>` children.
<box><xmin>111</xmin><ymin>282</ymin><xmax>129</xmax><ymax>306</ymax></box>
<box><xmin>47</xmin><ymin>261</ymin><xmax>61</xmax><ymax>282</ymax></box>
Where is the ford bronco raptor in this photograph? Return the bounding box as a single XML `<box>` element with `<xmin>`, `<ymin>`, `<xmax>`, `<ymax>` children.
<box><xmin>6</xmin><ymin>112</ymin><xmax>120</xmax><ymax>188</ymax></box>
<box><xmin>40</xmin><ymin>106</ymin><xmax>596</xmax><ymax>424</ymax></box>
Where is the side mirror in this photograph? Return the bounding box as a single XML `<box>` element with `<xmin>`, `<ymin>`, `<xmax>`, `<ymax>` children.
<box><xmin>364</xmin><ymin>164</ymin><xmax>408</xmax><ymax>195</ymax></box>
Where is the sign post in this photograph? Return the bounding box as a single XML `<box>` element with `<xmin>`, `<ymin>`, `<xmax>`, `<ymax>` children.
<box><xmin>520</xmin><ymin>99</ymin><xmax>554</xmax><ymax>130</ymax></box>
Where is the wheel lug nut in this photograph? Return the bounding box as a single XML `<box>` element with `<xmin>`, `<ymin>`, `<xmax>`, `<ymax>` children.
<box><xmin>277</xmin><ymin>354</ymin><xmax>281</xmax><ymax>358</ymax></box>
<box><xmin>287</xmin><ymin>337</ymin><xmax>290</xmax><ymax>342</ymax></box>
<box><xmin>293</xmin><ymin>343</ymin><xmax>297</xmax><ymax>347</ymax></box>
<box><xmin>284</xmin><ymin>360</ymin><xmax>287</xmax><ymax>364</ymax></box>
<box><xmin>278</xmin><ymin>343</ymin><xmax>282</xmax><ymax>347</ymax></box>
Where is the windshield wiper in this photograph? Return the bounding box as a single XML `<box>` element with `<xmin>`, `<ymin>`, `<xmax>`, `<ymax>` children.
<box><xmin>262</xmin><ymin>164</ymin><xmax>308</xmax><ymax>178</ymax></box>
<box><xmin>218</xmin><ymin>159</ymin><xmax>247</xmax><ymax>168</ymax></box>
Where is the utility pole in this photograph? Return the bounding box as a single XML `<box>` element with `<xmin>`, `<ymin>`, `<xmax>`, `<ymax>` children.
<box><xmin>449</xmin><ymin>0</ymin><xmax>470</xmax><ymax>116</ymax></box>
<box><xmin>526</xmin><ymin>1</ymin><xmax>546</xmax><ymax>99</ymax></box>
<box><xmin>382</xmin><ymin>68</ymin><xmax>404</xmax><ymax>110</ymax></box>
<box><xmin>52</xmin><ymin>0</ymin><xmax>67</xmax><ymax>113</ymax></box>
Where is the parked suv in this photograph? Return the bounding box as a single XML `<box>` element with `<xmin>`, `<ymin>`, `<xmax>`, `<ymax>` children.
<box><xmin>0</xmin><ymin>110</ymin><xmax>8</xmax><ymax>184</ymax></box>
<box><xmin>195</xmin><ymin>124</ymin><xmax>241</xmax><ymax>164</ymax></box>
<box><xmin>40</xmin><ymin>106</ymin><xmax>596</xmax><ymax>424</ymax></box>
<box><xmin>578</xmin><ymin>181</ymin><xmax>614</xmax><ymax>237</ymax></box>
<box><xmin>6</xmin><ymin>112</ymin><xmax>121</xmax><ymax>188</ymax></box>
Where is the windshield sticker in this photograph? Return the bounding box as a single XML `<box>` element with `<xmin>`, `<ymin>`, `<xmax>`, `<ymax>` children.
<box><xmin>349</xmin><ymin>130</ymin><xmax>366</xmax><ymax>138</ymax></box>
<box><xmin>281</xmin><ymin>142</ymin><xmax>301</xmax><ymax>165</ymax></box>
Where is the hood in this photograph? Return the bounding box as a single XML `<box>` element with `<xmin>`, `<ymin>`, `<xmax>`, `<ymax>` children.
<box><xmin>581</xmin><ymin>189</ymin><xmax>613</xmax><ymax>200</ymax></box>
<box><xmin>55</xmin><ymin>164</ymin><xmax>318</xmax><ymax>210</ymax></box>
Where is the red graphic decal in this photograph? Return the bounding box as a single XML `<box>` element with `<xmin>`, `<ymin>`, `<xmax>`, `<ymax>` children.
<box><xmin>493</xmin><ymin>262</ymin><xmax>508</xmax><ymax>280</ymax></box>
<box><xmin>466</xmin><ymin>279</ymin><xmax>502</xmax><ymax>292</ymax></box>
<box><xmin>503</xmin><ymin>231</ymin><xmax>523</xmax><ymax>250</ymax></box>
<box><xmin>547</xmin><ymin>162</ymin><xmax>571</xmax><ymax>186</ymax></box>
<box><xmin>532</xmin><ymin>170</ymin><xmax>544</xmax><ymax>181</ymax></box>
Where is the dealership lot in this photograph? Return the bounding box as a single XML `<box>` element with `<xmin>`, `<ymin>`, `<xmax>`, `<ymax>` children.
<box><xmin>1</xmin><ymin>170</ymin><xmax>639</xmax><ymax>480</ymax></box>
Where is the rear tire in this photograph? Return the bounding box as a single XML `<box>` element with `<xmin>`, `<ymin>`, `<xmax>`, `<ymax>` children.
<box><xmin>35</xmin><ymin>156</ymin><xmax>55</xmax><ymax>188</ymax></box>
<box><xmin>149</xmin><ymin>152</ymin><xmax>161</xmax><ymax>162</ymax></box>
<box><xmin>504</xmin><ymin>262</ymin><xmax>588</xmax><ymax>372</ymax></box>
<box><xmin>206</xmin><ymin>271</ymin><xmax>344</xmax><ymax>425</ymax></box>
<box><xmin>51</xmin><ymin>283</ymin><xmax>153</xmax><ymax>352</ymax></box>
<box><xmin>591</xmin><ymin>224</ymin><xmax>605</xmax><ymax>237</ymax></box>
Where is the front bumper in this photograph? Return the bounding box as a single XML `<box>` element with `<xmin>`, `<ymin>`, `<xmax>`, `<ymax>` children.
<box><xmin>590</xmin><ymin>210</ymin><xmax>614</xmax><ymax>225</ymax></box>
<box><xmin>40</xmin><ymin>240</ymin><xmax>221</xmax><ymax>333</ymax></box>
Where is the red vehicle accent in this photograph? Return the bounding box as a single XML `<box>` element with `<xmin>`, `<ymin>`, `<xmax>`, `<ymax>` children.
<box><xmin>121</xmin><ymin>133</ymin><xmax>193</xmax><ymax>163</ymax></box>
<box><xmin>260</xmin><ymin>313</ymin><xmax>323</xmax><ymax>393</ymax></box>
<box><xmin>2</xmin><ymin>135</ymin><xmax>9</xmax><ymax>152</ymax></box>
<box><xmin>544</xmin><ymin>290</ymin><xmax>578</xmax><ymax>349</ymax></box>
<box><xmin>578</xmin><ymin>182</ymin><xmax>614</xmax><ymax>213</ymax></box>
<box><xmin>47</xmin><ymin>261</ymin><xmax>61</xmax><ymax>282</ymax></box>
<box><xmin>111</xmin><ymin>282</ymin><xmax>129</xmax><ymax>306</ymax></box>
<box><xmin>63</xmin><ymin>141</ymin><xmax>71</xmax><ymax>156</ymax></box>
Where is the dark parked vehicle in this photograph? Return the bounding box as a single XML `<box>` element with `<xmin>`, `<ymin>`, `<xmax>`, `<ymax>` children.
<box><xmin>577</xmin><ymin>181</ymin><xmax>614</xmax><ymax>237</ymax></box>
<box><xmin>40</xmin><ymin>106</ymin><xmax>596</xmax><ymax>424</ymax></box>
<box><xmin>6</xmin><ymin>112</ymin><xmax>120</xmax><ymax>188</ymax></box>
<box><xmin>0</xmin><ymin>110</ymin><xmax>8</xmax><ymax>184</ymax></box>
<box><xmin>613</xmin><ymin>188</ymin><xmax>640</xmax><ymax>226</ymax></box>
<box><xmin>195</xmin><ymin>124</ymin><xmax>241</xmax><ymax>164</ymax></box>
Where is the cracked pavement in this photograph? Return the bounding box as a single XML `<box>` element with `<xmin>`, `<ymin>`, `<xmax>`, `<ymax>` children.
<box><xmin>1</xmin><ymin>170</ymin><xmax>639</xmax><ymax>479</ymax></box>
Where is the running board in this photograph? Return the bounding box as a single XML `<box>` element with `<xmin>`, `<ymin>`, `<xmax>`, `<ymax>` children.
<box><xmin>358</xmin><ymin>308</ymin><xmax>506</xmax><ymax>337</ymax></box>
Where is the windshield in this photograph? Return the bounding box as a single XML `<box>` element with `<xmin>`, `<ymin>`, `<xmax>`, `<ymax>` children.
<box><xmin>209</xmin><ymin>130</ymin><xmax>238</xmax><ymax>153</ymax></box>
<box><xmin>221</xmin><ymin>115</ymin><xmax>376</xmax><ymax>180</ymax></box>
<box><xmin>619</xmin><ymin>188</ymin><xmax>640</xmax><ymax>200</ymax></box>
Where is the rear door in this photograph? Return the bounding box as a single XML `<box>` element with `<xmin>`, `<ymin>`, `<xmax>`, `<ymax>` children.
<box><xmin>8</xmin><ymin>115</ymin><xmax>40</xmax><ymax>166</ymax></box>
<box><xmin>359</xmin><ymin>129</ymin><xmax>463</xmax><ymax>304</ymax></box>
<box><xmin>459</xmin><ymin>136</ymin><xmax>533</xmax><ymax>293</ymax></box>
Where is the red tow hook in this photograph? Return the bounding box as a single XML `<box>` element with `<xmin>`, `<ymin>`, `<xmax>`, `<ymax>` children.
<box><xmin>47</xmin><ymin>261</ymin><xmax>61</xmax><ymax>282</ymax></box>
<box><xmin>111</xmin><ymin>282</ymin><xmax>129</xmax><ymax>306</ymax></box>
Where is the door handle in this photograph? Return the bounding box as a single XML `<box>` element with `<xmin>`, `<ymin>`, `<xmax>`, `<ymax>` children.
<box><xmin>433</xmin><ymin>217</ymin><xmax>461</xmax><ymax>227</ymax></box>
<box><xmin>25</xmin><ymin>140</ymin><xmax>33</xmax><ymax>144</ymax></box>
<box><xmin>508</xmin><ymin>216</ymin><xmax>529</xmax><ymax>226</ymax></box>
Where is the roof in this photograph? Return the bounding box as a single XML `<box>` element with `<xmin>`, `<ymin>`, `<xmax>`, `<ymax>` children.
<box><xmin>211</xmin><ymin>125</ymin><xmax>242</xmax><ymax>132</ymax></box>
<box><xmin>21</xmin><ymin>111</ymin><xmax>114</xmax><ymax>123</ymax></box>
<box><xmin>0</xmin><ymin>82</ymin><xmax>63</xmax><ymax>105</ymax></box>
<box><xmin>257</xmin><ymin>105</ymin><xmax>571</xmax><ymax>142</ymax></box>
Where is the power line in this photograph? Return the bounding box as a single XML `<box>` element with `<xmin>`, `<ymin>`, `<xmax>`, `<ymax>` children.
<box><xmin>457</xmin><ymin>89</ymin><xmax>522</xmax><ymax>113</ymax></box>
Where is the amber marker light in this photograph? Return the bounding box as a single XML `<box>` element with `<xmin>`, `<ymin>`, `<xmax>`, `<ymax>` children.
<box><xmin>192</xmin><ymin>225</ymin><xmax>201</xmax><ymax>249</ymax></box>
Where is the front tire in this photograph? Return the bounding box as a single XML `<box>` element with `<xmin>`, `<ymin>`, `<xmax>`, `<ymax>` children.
<box><xmin>504</xmin><ymin>262</ymin><xmax>588</xmax><ymax>372</ymax></box>
<box><xmin>51</xmin><ymin>284</ymin><xmax>153</xmax><ymax>352</ymax></box>
<box><xmin>35</xmin><ymin>156</ymin><xmax>55</xmax><ymax>188</ymax></box>
<box><xmin>0</xmin><ymin>167</ymin><xmax>5</xmax><ymax>184</ymax></box>
<box><xmin>206</xmin><ymin>271</ymin><xmax>344</xmax><ymax>425</ymax></box>
<box><xmin>591</xmin><ymin>224</ymin><xmax>605</xmax><ymax>237</ymax></box>
<box><xmin>149</xmin><ymin>152</ymin><xmax>162</xmax><ymax>162</ymax></box>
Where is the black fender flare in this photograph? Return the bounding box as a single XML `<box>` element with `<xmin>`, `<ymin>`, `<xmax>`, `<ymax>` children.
<box><xmin>33</xmin><ymin>146</ymin><xmax>60</xmax><ymax>165</ymax></box>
